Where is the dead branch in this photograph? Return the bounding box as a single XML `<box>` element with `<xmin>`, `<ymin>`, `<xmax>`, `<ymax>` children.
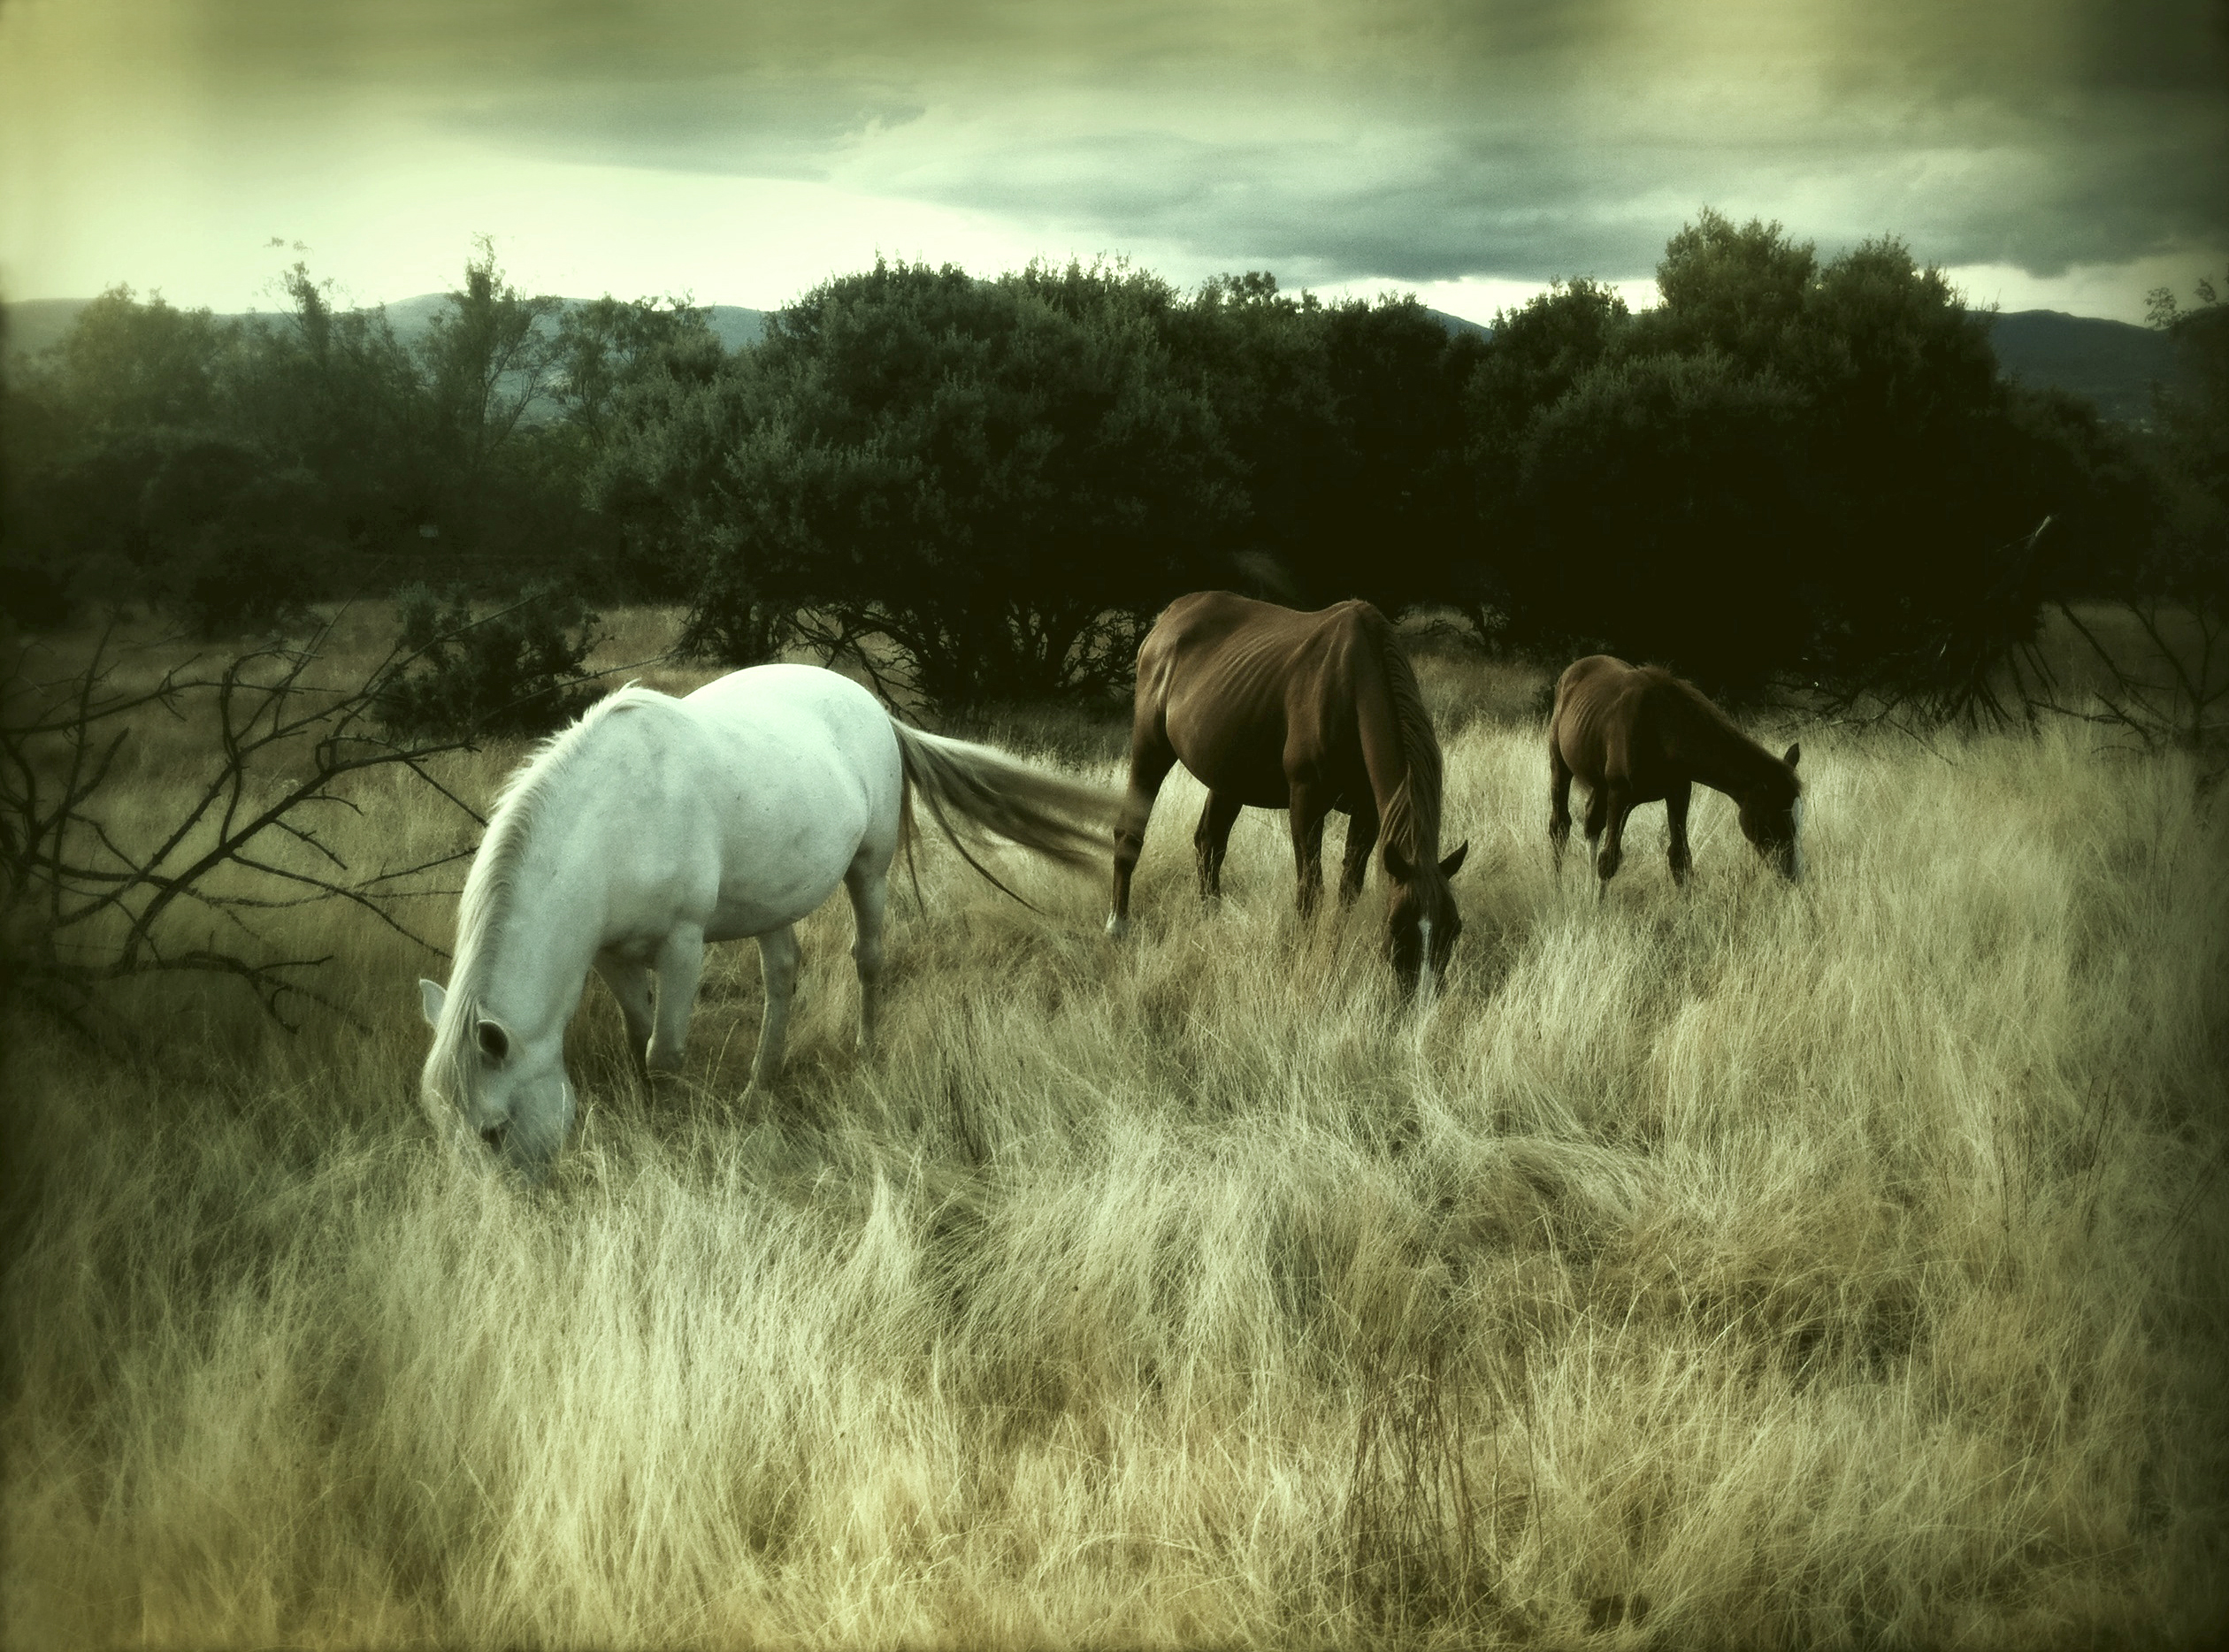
<box><xmin>2</xmin><ymin>613</ymin><xmax>490</xmax><ymax>1029</ymax></box>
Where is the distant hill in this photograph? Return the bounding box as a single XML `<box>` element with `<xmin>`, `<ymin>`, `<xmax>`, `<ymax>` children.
<box><xmin>1985</xmin><ymin>310</ymin><xmax>2182</xmax><ymax>424</ymax></box>
<box><xmin>5</xmin><ymin>295</ymin><xmax>2186</xmax><ymax>424</ymax></box>
<box><xmin>1426</xmin><ymin>306</ymin><xmax>1490</xmax><ymax>340</ymax></box>
<box><xmin>3</xmin><ymin>294</ymin><xmax>768</xmax><ymax>364</ymax></box>
<box><xmin>3</xmin><ymin>298</ymin><xmax>89</xmax><ymax>362</ymax></box>
<box><xmin>371</xmin><ymin>294</ymin><xmax>769</xmax><ymax>355</ymax></box>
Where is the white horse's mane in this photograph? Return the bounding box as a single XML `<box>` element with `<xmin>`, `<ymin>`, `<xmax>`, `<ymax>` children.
<box><xmin>428</xmin><ymin>684</ymin><xmax>667</xmax><ymax>1097</ymax></box>
<box><xmin>464</xmin><ymin>685</ymin><xmax>667</xmax><ymax>960</ymax></box>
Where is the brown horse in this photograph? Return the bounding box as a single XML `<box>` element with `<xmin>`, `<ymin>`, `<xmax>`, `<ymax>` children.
<box><xmin>1107</xmin><ymin>592</ymin><xmax>1468</xmax><ymax>995</ymax></box>
<box><xmin>1548</xmin><ymin>654</ymin><xmax>1804</xmax><ymax>896</ymax></box>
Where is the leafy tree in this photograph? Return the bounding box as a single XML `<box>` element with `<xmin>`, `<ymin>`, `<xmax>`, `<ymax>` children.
<box><xmin>1460</xmin><ymin>279</ymin><xmax>1633</xmax><ymax>639</ymax></box>
<box><xmin>653</xmin><ymin>257</ymin><xmax>1243</xmax><ymax>707</ymax></box>
<box><xmin>1635</xmin><ymin>210</ymin><xmax>1817</xmax><ymax>371</ymax></box>
<box><xmin>10</xmin><ymin>227</ymin><xmax>2178</xmax><ymax>719</ymax></box>
<box><xmin>1306</xmin><ymin>295</ymin><xmax>1486</xmax><ymax>612</ymax></box>
<box><xmin>1778</xmin><ymin>238</ymin><xmax>2035</xmax><ymax>692</ymax></box>
<box><xmin>1472</xmin><ymin>212</ymin><xmax>2141</xmax><ymax>701</ymax></box>
<box><xmin>418</xmin><ymin>241</ymin><xmax>559</xmax><ymax>477</ymax></box>
<box><xmin>1160</xmin><ymin>272</ymin><xmax>1343</xmax><ymax>599</ymax></box>
<box><xmin>225</xmin><ymin>263</ymin><xmax>429</xmax><ymax>561</ymax></box>
<box><xmin>2144</xmin><ymin>270</ymin><xmax>2228</xmax><ymax>611</ymax></box>
<box><xmin>2</xmin><ymin>289</ymin><xmax>244</xmax><ymax>619</ymax></box>
<box><xmin>1160</xmin><ymin>276</ymin><xmax>1484</xmax><ymax>615</ymax></box>
<box><xmin>29</xmin><ymin>285</ymin><xmax>234</xmax><ymax>432</ymax></box>
<box><xmin>549</xmin><ymin>294</ymin><xmax>720</xmax><ymax>439</ymax></box>
<box><xmin>134</xmin><ymin>435</ymin><xmax>326</xmax><ymax>635</ymax></box>
<box><xmin>410</xmin><ymin>240</ymin><xmax>564</xmax><ymax>552</ymax></box>
<box><xmin>1466</xmin><ymin>278</ymin><xmax>1631</xmax><ymax>460</ymax></box>
<box><xmin>1505</xmin><ymin>352</ymin><xmax>1813</xmax><ymax>689</ymax></box>
<box><xmin>582</xmin><ymin>324</ymin><xmax>752</xmax><ymax>605</ymax></box>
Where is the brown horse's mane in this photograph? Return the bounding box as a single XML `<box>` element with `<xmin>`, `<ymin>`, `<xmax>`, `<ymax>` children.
<box><xmin>1354</xmin><ymin>606</ymin><xmax>1443</xmax><ymax>870</ymax></box>
<box><xmin>1648</xmin><ymin>665</ymin><xmax>1800</xmax><ymax>797</ymax></box>
<box><xmin>1657</xmin><ymin>666</ymin><xmax>1752</xmax><ymax>742</ymax></box>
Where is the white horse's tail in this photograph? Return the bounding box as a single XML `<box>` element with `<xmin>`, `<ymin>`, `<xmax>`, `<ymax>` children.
<box><xmin>889</xmin><ymin>721</ymin><xmax>1120</xmax><ymax>907</ymax></box>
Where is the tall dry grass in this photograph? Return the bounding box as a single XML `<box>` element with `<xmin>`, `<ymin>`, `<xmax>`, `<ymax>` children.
<box><xmin>4</xmin><ymin>610</ymin><xmax>2225</xmax><ymax>1648</ymax></box>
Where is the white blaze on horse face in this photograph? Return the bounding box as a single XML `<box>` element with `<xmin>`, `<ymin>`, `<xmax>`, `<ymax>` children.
<box><xmin>1790</xmin><ymin>797</ymin><xmax>1806</xmax><ymax>883</ymax></box>
<box><xmin>1417</xmin><ymin>919</ymin><xmax>1436</xmax><ymax>1004</ymax></box>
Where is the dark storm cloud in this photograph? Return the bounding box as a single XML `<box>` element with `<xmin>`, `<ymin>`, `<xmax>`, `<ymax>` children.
<box><xmin>155</xmin><ymin>0</ymin><xmax>2229</xmax><ymax>284</ymax></box>
<box><xmin>439</xmin><ymin>81</ymin><xmax>928</xmax><ymax>182</ymax></box>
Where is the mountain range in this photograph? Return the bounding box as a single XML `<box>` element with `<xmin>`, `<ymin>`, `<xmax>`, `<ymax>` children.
<box><xmin>0</xmin><ymin>294</ymin><xmax>772</xmax><ymax>365</ymax></box>
<box><xmin>1</xmin><ymin>294</ymin><xmax>2187</xmax><ymax>424</ymax></box>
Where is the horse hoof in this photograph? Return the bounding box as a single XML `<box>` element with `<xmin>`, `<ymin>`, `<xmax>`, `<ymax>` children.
<box><xmin>1105</xmin><ymin>914</ymin><xmax>1130</xmax><ymax>940</ymax></box>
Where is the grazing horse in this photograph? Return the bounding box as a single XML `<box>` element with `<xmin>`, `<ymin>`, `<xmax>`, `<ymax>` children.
<box><xmin>1548</xmin><ymin>654</ymin><xmax>1804</xmax><ymax>896</ymax></box>
<box><xmin>1107</xmin><ymin>592</ymin><xmax>1468</xmax><ymax>997</ymax></box>
<box><xmin>417</xmin><ymin>663</ymin><xmax>1119</xmax><ymax>1182</ymax></box>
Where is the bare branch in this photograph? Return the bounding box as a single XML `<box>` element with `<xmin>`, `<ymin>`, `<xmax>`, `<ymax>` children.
<box><xmin>4</xmin><ymin>626</ymin><xmax>488</xmax><ymax>1028</ymax></box>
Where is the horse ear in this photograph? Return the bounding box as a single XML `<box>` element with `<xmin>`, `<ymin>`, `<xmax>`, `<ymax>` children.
<box><xmin>419</xmin><ymin>978</ymin><xmax>446</xmax><ymax>1028</ymax></box>
<box><xmin>1383</xmin><ymin>843</ymin><xmax>1415</xmax><ymax>883</ymax></box>
<box><xmin>1438</xmin><ymin>840</ymin><xmax>1469</xmax><ymax>879</ymax></box>
<box><xmin>1783</xmin><ymin>742</ymin><xmax>1801</xmax><ymax>770</ymax></box>
<box><xmin>477</xmin><ymin>1019</ymin><xmax>510</xmax><ymax>1064</ymax></box>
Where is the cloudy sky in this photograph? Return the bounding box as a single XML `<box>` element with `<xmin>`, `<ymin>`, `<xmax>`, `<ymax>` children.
<box><xmin>3</xmin><ymin>0</ymin><xmax>2224</xmax><ymax>325</ymax></box>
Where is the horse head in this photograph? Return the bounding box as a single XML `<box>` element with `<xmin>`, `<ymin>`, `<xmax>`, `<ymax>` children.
<box><xmin>1736</xmin><ymin>743</ymin><xmax>1805</xmax><ymax>883</ymax></box>
<box><xmin>418</xmin><ymin>978</ymin><xmax>576</xmax><ymax>1184</ymax></box>
<box><xmin>1382</xmin><ymin>840</ymin><xmax>1469</xmax><ymax>1000</ymax></box>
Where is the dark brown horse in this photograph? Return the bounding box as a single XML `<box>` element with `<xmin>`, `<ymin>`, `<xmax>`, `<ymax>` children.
<box><xmin>1107</xmin><ymin>593</ymin><xmax>1468</xmax><ymax>995</ymax></box>
<box><xmin>1549</xmin><ymin>655</ymin><xmax>1804</xmax><ymax>896</ymax></box>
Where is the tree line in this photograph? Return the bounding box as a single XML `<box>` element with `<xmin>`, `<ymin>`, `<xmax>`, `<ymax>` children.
<box><xmin>1</xmin><ymin>239</ymin><xmax>709</xmax><ymax>637</ymax></box>
<box><xmin>5</xmin><ymin>215</ymin><xmax>2222</xmax><ymax>708</ymax></box>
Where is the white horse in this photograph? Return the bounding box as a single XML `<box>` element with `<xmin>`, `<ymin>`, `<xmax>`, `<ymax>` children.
<box><xmin>417</xmin><ymin>663</ymin><xmax>1118</xmax><ymax>1181</ymax></box>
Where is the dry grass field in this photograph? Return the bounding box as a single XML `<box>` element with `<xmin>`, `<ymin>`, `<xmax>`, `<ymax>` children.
<box><xmin>4</xmin><ymin>606</ymin><xmax>2225</xmax><ymax>1648</ymax></box>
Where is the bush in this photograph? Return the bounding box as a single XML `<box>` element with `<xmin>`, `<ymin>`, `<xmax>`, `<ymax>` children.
<box><xmin>375</xmin><ymin>584</ymin><xmax>604</xmax><ymax>741</ymax></box>
<box><xmin>166</xmin><ymin>532</ymin><xmax>325</xmax><ymax>639</ymax></box>
<box><xmin>645</xmin><ymin>258</ymin><xmax>1244</xmax><ymax>708</ymax></box>
<box><xmin>1504</xmin><ymin>352</ymin><xmax>1815</xmax><ymax>692</ymax></box>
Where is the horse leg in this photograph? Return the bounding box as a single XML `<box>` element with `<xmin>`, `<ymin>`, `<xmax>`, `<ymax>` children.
<box><xmin>1338</xmin><ymin>803</ymin><xmax>1379</xmax><ymax>906</ymax></box>
<box><xmin>1596</xmin><ymin>789</ymin><xmax>1635</xmax><ymax>901</ymax></box>
<box><xmin>1193</xmin><ymin>791</ymin><xmax>1244</xmax><ymax>903</ymax></box>
<box><xmin>845</xmin><ymin>857</ymin><xmax>890</xmax><ymax>1059</ymax></box>
<box><xmin>746</xmin><ymin>924</ymin><xmax>801</xmax><ymax>1094</ymax></box>
<box><xmin>594</xmin><ymin>952</ymin><xmax>655</xmax><ymax>1082</ymax></box>
<box><xmin>1549</xmin><ymin>742</ymin><xmax>1574</xmax><ymax>876</ymax></box>
<box><xmin>1666</xmin><ymin>781</ymin><xmax>1694</xmax><ymax>889</ymax></box>
<box><xmin>1582</xmin><ymin>785</ymin><xmax>1610</xmax><ymax>876</ymax></box>
<box><xmin>1288</xmin><ymin>784</ymin><xmax>1329</xmax><ymax>919</ymax></box>
<box><xmin>1108</xmin><ymin>731</ymin><xmax>1176</xmax><ymax>938</ymax></box>
<box><xmin>647</xmin><ymin>923</ymin><xmax>707</xmax><ymax>1074</ymax></box>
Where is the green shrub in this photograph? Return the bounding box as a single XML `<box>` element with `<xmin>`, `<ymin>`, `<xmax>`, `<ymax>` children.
<box><xmin>166</xmin><ymin>531</ymin><xmax>324</xmax><ymax>639</ymax></box>
<box><xmin>375</xmin><ymin>584</ymin><xmax>603</xmax><ymax>741</ymax></box>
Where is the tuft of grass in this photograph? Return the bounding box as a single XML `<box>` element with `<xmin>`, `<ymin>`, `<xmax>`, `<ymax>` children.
<box><xmin>4</xmin><ymin>613</ymin><xmax>2226</xmax><ymax>1648</ymax></box>
<box><xmin>1343</xmin><ymin>1340</ymin><xmax>1497</xmax><ymax>1637</ymax></box>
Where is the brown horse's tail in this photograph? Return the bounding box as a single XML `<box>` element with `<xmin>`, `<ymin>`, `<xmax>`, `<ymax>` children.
<box><xmin>888</xmin><ymin>721</ymin><xmax>1121</xmax><ymax>910</ymax></box>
